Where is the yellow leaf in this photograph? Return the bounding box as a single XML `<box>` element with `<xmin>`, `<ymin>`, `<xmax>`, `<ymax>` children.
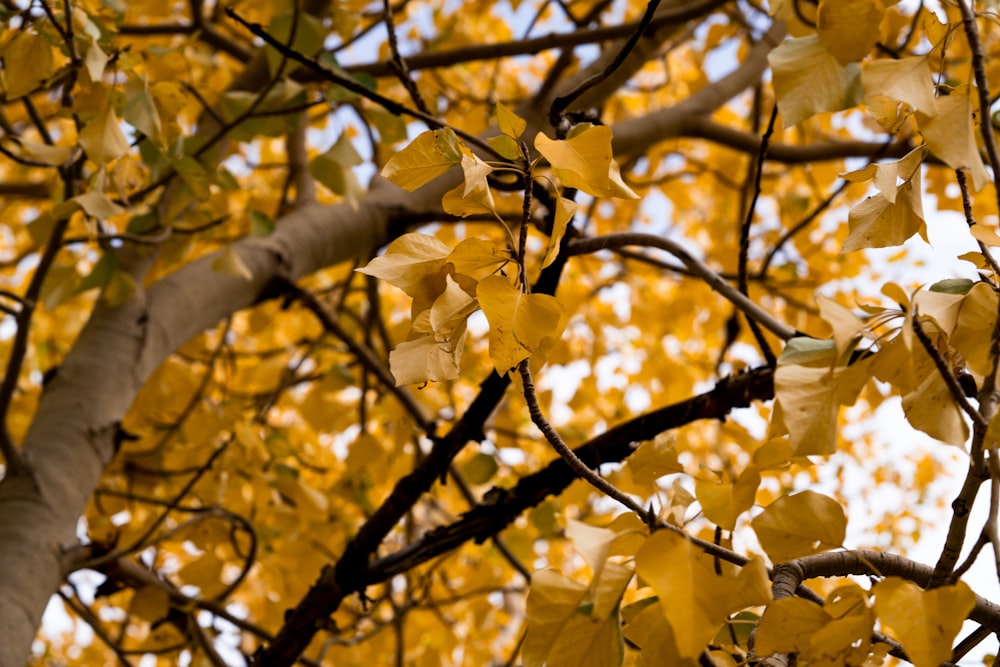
<box><xmin>755</xmin><ymin>598</ymin><xmax>830</xmax><ymax>656</ymax></box>
<box><xmin>477</xmin><ymin>274</ymin><xmax>565</xmax><ymax>374</ymax></box>
<box><xmin>74</xmin><ymin>190</ymin><xmax>125</xmax><ymax>219</ymax></box>
<box><xmin>442</xmin><ymin>153</ymin><xmax>497</xmax><ymax>217</ymax></box>
<box><xmin>918</xmin><ymin>92</ymin><xmax>990</xmax><ymax>192</ymax></box>
<box><xmin>211</xmin><ymin>247</ymin><xmax>254</xmax><ymax>281</ymax></box>
<box><xmin>380</xmin><ymin>128</ymin><xmax>462</xmax><ymax>191</ymax></box>
<box><xmin>773</xmin><ymin>340</ymin><xmax>872</xmax><ymax>455</ymax></box>
<box><xmin>497</xmin><ymin>101</ymin><xmax>526</xmax><ymax>138</ymax></box>
<box><xmin>177</xmin><ymin>551</ymin><xmax>225</xmax><ymax>597</ymax></box>
<box><xmin>543</xmin><ymin>197</ymin><xmax>579</xmax><ymax>268</ymax></box>
<box><xmin>817</xmin><ymin>0</ymin><xmax>885</xmax><ymax>64</ymax></box>
<box><xmin>627</xmin><ymin>435</ymin><xmax>684</xmax><ymax>486</ymax></box>
<box><xmin>751</xmin><ymin>490</ymin><xmax>846</xmax><ymax>563</ymax></box>
<box><xmin>694</xmin><ymin>466</ymin><xmax>760</xmax><ymax>531</ymax></box>
<box><xmin>841</xmin><ymin>145</ymin><xmax>926</xmax><ymax>205</ymax></box>
<box><xmin>523</xmin><ymin>569</ymin><xmax>623</xmax><ymax>667</ymax></box>
<box><xmin>534</xmin><ymin>126</ymin><xmax>638</xmax><ymax>199</ymax></box>
<box><xmin>841</xmin><ymin>181</ymin><xmax>926</xmax><ymax>253</ymax></box>
<box><xmin>816</xmin><ymin>295</ymin><xmax>866</xmax><ymax>361</ymax></box>
<box><xmin>634</xmin><ymin>532</ymin><xmax>769</xmax><ymax>659</ymax></box>
<box><xmin>310</xmin><ymin>134</ymin><xmax>365</xmax><ymax>208</ymax></box>
<box><xmin>79</xmin><ymin>104</ymin><xmax>131</xmax><ymax>164</ymax></box>
<box><xmin>388</xmin><ymin>327</ymin><xmax>466</xmax><ymax>385</ymax></box>
<box><xmin>873</xmin><ymin>578</ymin><xmax>975</xmax><ymax>667</ymax></box>
<box><xmin>446</xmin><ymin>238</ymin><xmax>511</xmax><ymax>279</ymax></box>
<box><xmin>901</xmin><ymin>371</ymin><xmax>969</xmax><ymax>447</ymax></box>
<box><xmin>429</xmin><ymin>274</ymin><xmax>478</xmax><ymax>335</ymax></box>
<box><xmin>3</xmin><ymin>31</ymin><xmax>53</xmax><ymax>99</ymax></box>
<box><xmin>19</xmin><ymin>139</ymin><xmax>73</xmax><ymax>166</ymax></box>
<box><xmin>357</xmin><ymin>232</ymin><xmax>451</xmax><ymax>297</ymax></box>
<box><xmin>971</xmin><ymin>224</ymin><xmax>1000</xmax><ymax>247</ymax></box>
<box><xmin>769</xmin><ymin>35</ymin><xmax>862</xmax><ymax>127</ymax></box>
<box><xmin>950</xmin><ymin>281</ymin><xmax>999</xmax><ymax>377</ymax></box>
<box><xmin>128</xmin><ymin>585</ymin><xmax>170</xmax><ymax>623</ymax></box>
<box><xmin>124</xmin><ymin>75</ymin><xmax>162</xmax><ymax>146</ymax></box>
<box><xmin>862</xmin><ymin>57</ymin><xmax>937</xmax><ymax>113</ymax></box>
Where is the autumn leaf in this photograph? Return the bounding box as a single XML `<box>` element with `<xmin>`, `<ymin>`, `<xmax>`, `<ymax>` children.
<box><xmin>634</xmin><ymin>531</ymin><xmax>770</xmax><ymax>659</ymax></box>
<box><xmin>694</xmin><ymin>466</ymin><xmax>760</xmax><ymax>531</ymax></box>
<box><xmin>79</xmin><ymin>104</ymin><xmax>131</xmax><ymax>164</ymax></box>
<box><xmin>918</xmin><ymin>91</ymin><xmax>990</xmax><ymax>191</ymax></box>
<box><xmin>751</xmin><ymin>490</ymin><xmax>847</xmax><ymax>563</ymax></box>
<box><xmin>534</xmin><ymin>125</ymin><xmax>638</xmax><ymax>199</ymax></box>
<box><xmin>477</xmin><ymin>274</ymin><xmax>565</xmax><ymax>374</ymax></box>
<box><xmin>381</xmin><ymin>128</ymin><xmax>463</xmax><ymax>191</ymax></box>
<box><xmin>2</xmin><ymin>30</ymin><xmax>53</xmax><ymax>99</ymax></box>
<box><xmin>872</xmin><ymin>578</ymin><xmax>975</xmax><ymax>667</ymax></box>
<box><xmin>523</xmin><ymin>569</ymin><xmax>625</xmax><ymax>667</ymax></box>
<box><xmin>817</xmin><ymin>0</ymin><xmax>885</xmax><ymax>64</ymax></box>
<box><xmin>862</xmin><ymin>57</ymin><xmax>937</xmax><ymax>113</ymax></box>
<box><xmin>310</xmin><ymin>133</ymin><xmax>365</xmax><ymax>208</ymax></box>
<box><xmin>769</xmin><ymin>35</ymin><xmax>862</xmax><ymax>126</ymax></box>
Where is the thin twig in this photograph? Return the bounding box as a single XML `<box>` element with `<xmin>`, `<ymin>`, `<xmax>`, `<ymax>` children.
<box><xmin>549</xmin><ymin>0</ymin><xmax>663</xmax><ymax>126</ymax></box>
<box><xmin>224</xmin><ymin>6</ymin><xmax>502</xmax><ymax>161</ymax></box>
<box><xmin>737</xmin><ymin>103</ymin><xmax>779</xmax><ymax>366</ymax></box>
<box><xmin>569</xmin><ymin>233</ymin><xmax>797</xmax><ymax>340</ymax></box>
<box><xmin>519</xmin><ymin>360</ymin><xmax>655</xmax><ymax>524</ymax></box>
<box><xmin>911</xmin><ymin>314</ymin><xmax>986</xmax><ymax>429</ymax></box>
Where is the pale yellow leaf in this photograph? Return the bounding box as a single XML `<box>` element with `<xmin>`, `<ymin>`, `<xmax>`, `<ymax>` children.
<box><xmin>477</xmin><ymin>275</ymin><xmax>565</xmax><ymax>374</ymax></box>
<box><xmin>773</xmin><ymin>343</ymin><xmax>872</xmax><ymax>455</ymax></box>
<box><xmin>817</xmin><ymin>0</ymin><xmax>885</xmax><ymax>64</ymax></box>
<box><xmin>535</xmin><ymin>126</ymin><xmax>638</xmax><ymax>199</ymax></box>
<box><xmin>841</xmin><ymin>181</ymin><xmax>926</xmax><ymax>253</ymax></box>
<box><xmin>357</xmin><ymin>232</ymin><xmax>451</xmax><ymax>297</ymax></box>
<box><xmin>74</xmin><ymin>190</ymin><xmax>125</xmax><ymax>219</ymax></box>
<box><xmin>543</xmin><ymin>197</ymin><xmax>579</xmax><ymax>268</ymax></box>
<box><xmin>388</xmin><ymin>326</ymin><xmax>466</xmax><ymax>385</ymax></box>
<box><xmin>694</xmin><ymin>466</ymin><xmax>760</xmax><ymax>531</ymax></box>
<box><xmin>971</xmin><ymin>224</ymin><xmax>1000</xmax><ymax>247</ymax></box>
<box><xmin>635</xmin><ymin>532</ymin><xmax>770</xmax><ymax>659</ymax></box>
<box><xmin>381</xmin><ymin>128</ymin><xmax>462</xmax><ymax>191</ymax></box>
<box><xmin>873</xmin><ymin>578</ymin><xmax>975</xmax><ymax>667</ymax></box>
<box><xmin>3</xmin><ymin>31</ymin><xmax>53</xmax><ymax>99</ymax></box>
<box><xmin>79</xmin><ymin>105</ymin><xmax>131</xmax><ymax>164</ymax></box>
<box><xmin>901</xmin><ymin>371</ymin><xmax>969</xmax><ymax>447</ymax></box>
<box><xmin>627</xmin><ymin>435</ymin><xmax>683</xmax><ymax>486</ymax></box>
<box><xmin>446</xmin><ymin>238</ymin><xmax>511</xmax><ymax>279</ymax></box>
<box><xmin>755</xmin><ymin>598</ymin><xmax>829</xmax><ymax>656</ymax></box>
<box><xmin>918</xmin><ymin>92</ymin><xmax>990</xmax><ymax>191</ymax></box>
<box><xmin>769</xmin><ymin>35</ymin><xmax>862</xmax><ymax>127</ymax></box>
<box><xmin>751</xmin><ymin>490</ymin><xmax>846</xmax><ymax>563</ymax></box>
<box><xmin>862</xmin><ymin>57</ymin><xmax>937</xmax><ymax>113</ymax></box>
<box><xmin>429</xmin><ymin>274</ymin><xmax>478</xmax><ymax>335</ymax></box>
<box><xmin>497</xmin><ymin>101</ymin><xmax>526</xmax><ymax>138</ymax></box>
<box><xmin>19</xmin><ymin>140</ymin><xmax>73</xmax><ymax>166</ymax></box>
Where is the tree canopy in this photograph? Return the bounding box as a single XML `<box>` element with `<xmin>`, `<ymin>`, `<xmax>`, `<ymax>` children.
<box><xmin>3</xmin><ymin>0</ymin><xmax>1000</xmax><ymax>665</ymax></box>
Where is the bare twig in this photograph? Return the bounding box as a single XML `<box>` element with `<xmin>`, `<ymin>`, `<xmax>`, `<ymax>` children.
<box><xmin>568</xmin><ymin>233</ymin><xmax>797</xmax><ymax>340</ymax></box>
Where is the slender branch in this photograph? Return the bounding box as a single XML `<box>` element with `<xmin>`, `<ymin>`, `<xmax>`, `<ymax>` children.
<box><xmin>911</xmin><ymin>314</ymin><xmax>986</xmax><ymax>430</ymax></box>
<box><xmin>568</xmin><ymin>233</ymin><xmax>797</xmax><ymax>340</ymax></box>
<box><xmin>372</xmin><ymin>367</ymin><xmax>776</xmax><ymax>579</ymax></box>
<box><xmin>737</xmin><ymin>103</ymin><xmax>779</xmax><ymax>366</ymax></box>
<box><xmin>519</xmin><ymin>359</ymin><xmax>655</xmax><ymax>523</ymax></box>
<box><xmin>343</xmin><ymin>0</ymin><xmax>727</xmax><ymax>78</ymax></box>
<box><xmin>549</xmin><ymin>0</ymin><xmax>662</xmax><ymax>126</ymax></box>
<box><xmin>224</xmin><ymin>7</ymin><xmax>503</xmax><ymax>161</ymax></box>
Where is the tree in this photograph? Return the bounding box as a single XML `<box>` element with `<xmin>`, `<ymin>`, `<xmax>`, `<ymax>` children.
<box><xmin>2</xmin><ymin>0</ymin><xmax>1000</xmax><ymax>664</ymax></box>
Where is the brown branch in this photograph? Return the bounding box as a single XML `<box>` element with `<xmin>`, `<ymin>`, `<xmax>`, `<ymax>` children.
<box><xmin>371</xmin><ymin>367</ymin><xmax>775</xmax><ymax>580</ymax></box>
